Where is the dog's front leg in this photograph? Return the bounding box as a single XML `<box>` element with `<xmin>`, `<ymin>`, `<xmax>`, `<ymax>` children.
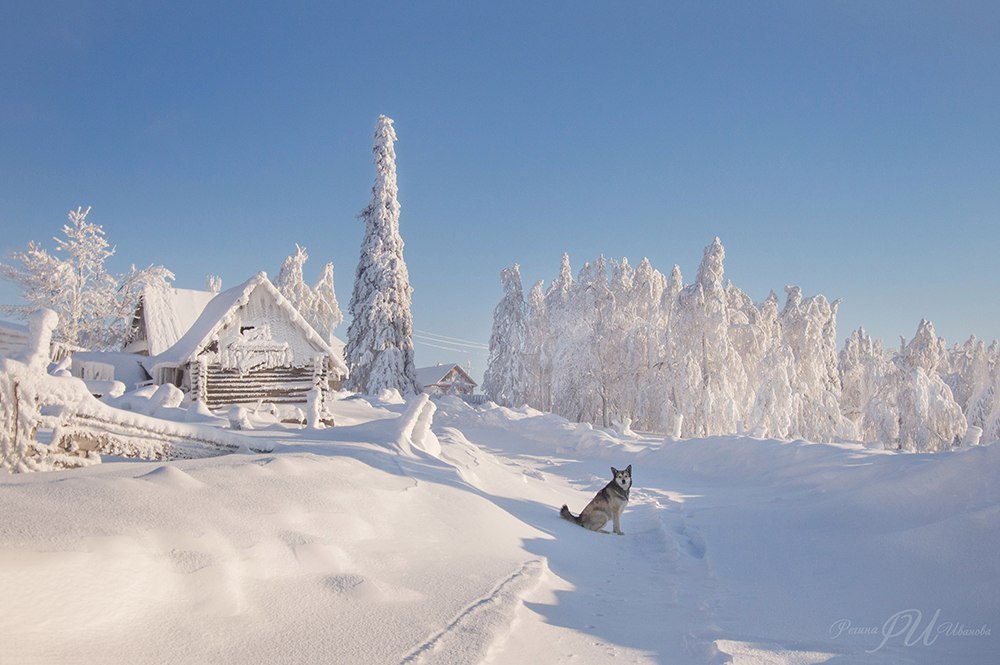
<box><xmin>612</xmin><ymin>510</ymin><xmax>624</xmax><ymax>536</ymax></box>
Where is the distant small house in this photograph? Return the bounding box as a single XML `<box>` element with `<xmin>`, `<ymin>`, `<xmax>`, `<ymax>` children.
<box><xmin>415</xmin><ymin>364</ymin><xmax>477</xmax><ymax>396</ymax></box>
<box><xmin>142</xmin><ymin>273</ymin><xmax>349</xmax><ymax>409</ymax></box>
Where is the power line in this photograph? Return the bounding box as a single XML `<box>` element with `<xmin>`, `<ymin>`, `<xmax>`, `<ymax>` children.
<box><xmin>413</xmin><ymin>330</ymin><xmax>488</xmax><ymax>350</ymax></box>
<box><xmin>413</xmin><ymin>338</ymin><xmax>480</xmax><ymax>354</ymax></box>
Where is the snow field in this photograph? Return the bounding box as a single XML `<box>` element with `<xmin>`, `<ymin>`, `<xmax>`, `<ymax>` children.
<box><xmin>1</xmin><ymin>394</ymin><xmax>997</xmax><ymax>664</ymax></box>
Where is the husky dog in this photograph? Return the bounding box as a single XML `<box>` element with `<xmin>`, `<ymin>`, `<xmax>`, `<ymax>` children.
<box><xmin>560</xmin><ymin>465</ymin><xmax>632</xmax><ymax>535</ymax></box>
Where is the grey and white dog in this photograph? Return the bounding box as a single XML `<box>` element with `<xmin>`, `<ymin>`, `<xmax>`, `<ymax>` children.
<box><xmin>560</xmin><ymin>465</ymin><xmax>632</xmax><ymax>535</ymax></box>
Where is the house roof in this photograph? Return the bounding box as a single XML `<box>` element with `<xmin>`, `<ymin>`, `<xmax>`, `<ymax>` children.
<box><xmin>73</xmin><ymin>351</ymin><xmax>151</xmax><ymax>390</ymax></box>
<box><xmin>140</xmin><ymin>285</ymin><xmax>218</xmax><ymax>356</ymax></box>
<box><xmin>144</xmin><ymin>272</ymin><xmax>348</xmax><ymax>378</ymax></box>
<box><xmin>415</xmin><ymin>364</ymin><xmax>477</xmax><ymax>389</ymax></box>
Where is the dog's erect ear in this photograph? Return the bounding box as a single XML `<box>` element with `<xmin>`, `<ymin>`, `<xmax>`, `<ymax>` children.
<box><xmin>611</xmin><ymin>466</ymin><xmax>618</xmax><ymax>476</ymax></box>
<box><xmin>626</xmin><ymin>464</ymin><xmax>632</xmax><ymax>474</ymax></box>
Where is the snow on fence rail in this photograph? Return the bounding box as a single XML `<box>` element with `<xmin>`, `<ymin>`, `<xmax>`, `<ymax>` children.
<box><xmin>1</xmin><ymin>310</ymin><xmax>270</xmax><ymax>473</ymax></box>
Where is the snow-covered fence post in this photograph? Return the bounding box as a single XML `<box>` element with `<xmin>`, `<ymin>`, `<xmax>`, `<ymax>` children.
<box><xmin>0</xmin><ymin>373</ymin><xmax>28</xmax><ymax>471</ymax></box>
<box><xmin>2</xmin><ymin>311</ymin><xmax>55</xmax><ymax>471</ymax></box>
<box><xmin>195</xmin><ymin>357</ymin><xmax>209</xmax><ymax>405</ymax></box>
<box><xmin>306</xmin><ymin>355</ymin><xmax>328</xmax><ymax>429</ymax></box>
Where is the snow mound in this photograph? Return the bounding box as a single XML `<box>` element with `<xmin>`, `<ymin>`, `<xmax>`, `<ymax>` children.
<box><xmin>138</xmin><ymin>465</ymin><xmax>205</xmax><ymax>490</ymax></box>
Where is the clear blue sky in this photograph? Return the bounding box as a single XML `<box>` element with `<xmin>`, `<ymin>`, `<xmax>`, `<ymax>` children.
<box><xmin>2</xmin><ymin>1</ymin><xmax>998</xmax><ymax>381</ymax></box>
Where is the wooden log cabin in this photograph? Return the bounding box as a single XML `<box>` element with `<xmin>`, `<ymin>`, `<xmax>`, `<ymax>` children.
<box><xmin>143</xmin><ymin>273</ymin><xmax>348</xmax><ymax>409</ymax></box>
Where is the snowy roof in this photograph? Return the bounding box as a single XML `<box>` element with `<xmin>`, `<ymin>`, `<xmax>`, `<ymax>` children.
<box><xmin>415</xmin><ymin>364</ymin><xmax>477</xmax><ymax>389</ymax></box>
<box><xmin>140</xmin><ymin>286</ymin><xmax>218</xmax><ymax>356</ymax></box>
<box><xmin>145</xmin><ymin>272</ymin><xmax>349</xmax><ymax>378</ymax></box>
<box><xmin>72</xmin><ymin>351</ymin><xmax>151</xmax><ymax>390</ymax></box>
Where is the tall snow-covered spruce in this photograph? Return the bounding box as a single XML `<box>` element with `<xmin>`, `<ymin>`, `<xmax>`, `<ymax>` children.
<box><xmin>345</xmin><ymin>115</ymin><xmax>418</xmax><ymax>397</ymax></box>
<box><xmin>483</xmin><ymin>264</ymin><xmax>527</xmax><ymax>407</ymax></box>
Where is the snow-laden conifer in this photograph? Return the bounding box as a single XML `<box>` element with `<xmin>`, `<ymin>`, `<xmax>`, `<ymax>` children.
<box><xmin>345</xmin><ymin>115</ymin><xmax>418</xmax><ymax>396</ymax></box>
<box><xmin>311</xmin><ymin>262</ymin><xmax>343</xmax><ymax>346</ymax></box>
<box><xmin>276</xmin><ymin>244</ymin><xmax>316</xmax><ymax>324</ymax></box>
<box><xmin>522</xmin><ymin>280</ymin><xmax>551</xmax><ymax>411</ymax></box>
<box><xmin>483</xmin><ymin>264</ymin><xmax>527</xmax><ymax>407</ymax></box>
<box><xmin>863</xmin><ymin>320</ymin><xmax>966</xmax><ymax>451</ymax></box>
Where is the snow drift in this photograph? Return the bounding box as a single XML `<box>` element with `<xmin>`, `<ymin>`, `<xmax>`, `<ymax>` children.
<box><xmin>1</xmin><ymin>394</ymin><xmax>996</xmax><ymax>664</ymax></box>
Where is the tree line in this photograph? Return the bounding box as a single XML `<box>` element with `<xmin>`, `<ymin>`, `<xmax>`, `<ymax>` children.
<box><xmin>484</xmin><ymin>238</ymin><xmax>994</xmax><ymax>452</ymax></box>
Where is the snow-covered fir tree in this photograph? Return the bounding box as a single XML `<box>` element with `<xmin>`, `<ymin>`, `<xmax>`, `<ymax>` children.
<box><xmin>311</xmin><ymin>262</ymin><xmax>343</xmax><ymax>346</ymax></box>
<box><xmin>275</xmin><ymin>246</ymin><xmax>342</xmax><ymax>345</ymax></box>
<box><xmin>276</xmin><ymin>244</ymin><xmax>317</xmax><ymax>323</ymax></box>
<box><xmin>345</xmin><ymin>115</ymin><xmax>418</xmax><ymax>397</ymax></box>
<box><xmin>0</xmin><ymin>206</ymin><xmax>173</xmax><ymax>350</ymax></box>
<box><xmin>483</xmin><ymin>264</ymin><xmax>528</xmax><ymax>407</ymax></box>
<box><xmin>522</xmin><ymin>280</ymin><xmax>551</xmax><ymax>411</ymax></box>
<box><xmin>862</xmin><ymin>320</ymin><xmax>966</xmax><ymax>451</ymax></box>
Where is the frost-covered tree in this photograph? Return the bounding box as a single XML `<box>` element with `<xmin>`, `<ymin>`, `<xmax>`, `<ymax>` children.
<box><xmin>276</xmin><ymin>246</ymin><xmax>342</xmax><ymax>345</ymax></box>
<box><xmin>670</xmin><ymin>238</ymin><xmax>748</xmax><ymax>436</ymax></box>
<box><xmin>778</xmin><ymin>286</ymin><xmax>853</xmax><ymax>441</ymax></box>
<box><xmin>206</xmin><ymin>274</ymin><xmax>223</xmax><ymax>293</ymax></box>
<box><xmin>311</xmin><ymin>262</ymin><xmax>343</xmax><ymax>346</ymax></box>
<box><xmin>548</xmin><ymin>257</ymin><xmax>615</xmax><ymax>424</ymax></box>
<box><xmin>345</xmin><ymin>115</ymin><xmax>418</xmax><ymax>397</ymax></box>
<box><xmin>483</xmin><ymin>264</ymin><xmax>527</xmax><ymax>407</ymax></box>
<box><xmin>0</xmin><ymin>206</ymin><xmax>173</xmax><ymax>350</ymax></box>
<box><xmin>276</xmin><ymin>244</ymin><xmax>317</xmax><ymax>323</ymax></box>
<box><xmin>522</xmin><ymin>280</ymin><xmax>551</xmax><ymax>411</ymax></box>
<box><xmin>862</xmin><ymin>320</ymin><xmax>966</xmax><ymax>451</ymax></box>
<box><xmin>625</xmin><ymin>258</ymin><xmax>667</xmax><ymax>431</ymax></box>
<box><xmin>839</xmin><ymin>327</ymin><xmax>890</xmax><ymax>427</ymax></box>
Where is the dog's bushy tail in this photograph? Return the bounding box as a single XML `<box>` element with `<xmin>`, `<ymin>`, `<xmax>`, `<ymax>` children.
<box><xmin>560</xmin><ymin>505</ymin><xmax>580</xmax><ymax>524</ymax></box>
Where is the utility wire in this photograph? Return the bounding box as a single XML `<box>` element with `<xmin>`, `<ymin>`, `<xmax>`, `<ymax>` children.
<box><xmin>414</xmin><ymin>330</ymin><xmax>488</xmax><ymax>350</ymax></box>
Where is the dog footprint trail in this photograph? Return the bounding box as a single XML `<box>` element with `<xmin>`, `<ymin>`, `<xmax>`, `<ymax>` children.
<box><xmin>626</xmin><ymin>488</ymin><xmax>724</xmax><ymax>661</ymax></box>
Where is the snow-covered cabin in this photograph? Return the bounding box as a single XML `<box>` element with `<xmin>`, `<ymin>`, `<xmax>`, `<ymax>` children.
<box><xmin>124</xmin><ymin>285</ymin><xmax>218</xmax><ymax>356</ymax></box>
<box><xmin>415</xmin><ymin>364</ymin><xmax>477</xmax><ymax>396</ymax></box>
<box><xmin>143</xmin><ymin>273</ymin><xmax>348</xmax><ymax>409</ymax></box>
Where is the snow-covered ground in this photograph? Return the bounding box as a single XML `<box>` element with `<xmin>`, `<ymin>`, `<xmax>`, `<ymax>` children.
<box><xmin>2</xmin><ymin>395</ymin><xmax>997</xmax><ymax>664</ymax></box>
